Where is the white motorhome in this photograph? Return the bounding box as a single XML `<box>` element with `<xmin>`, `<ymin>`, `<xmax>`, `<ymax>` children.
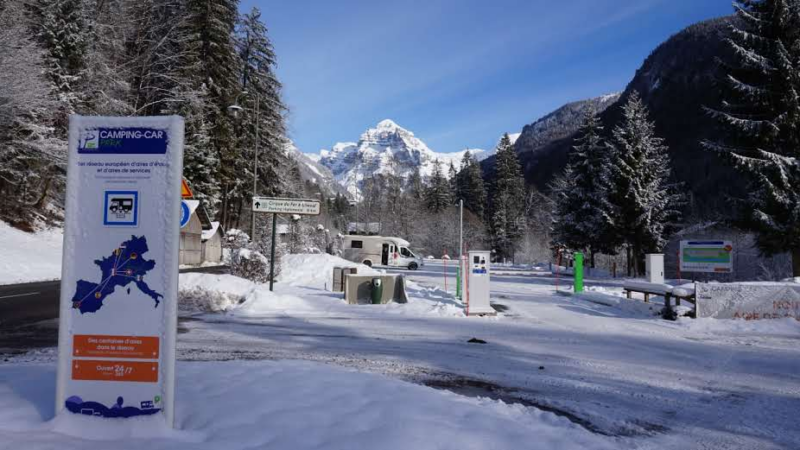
<box><xmin>342</xmin><ymin>235</ymin><xmax>424</xmax><ymax>270</ymax></box>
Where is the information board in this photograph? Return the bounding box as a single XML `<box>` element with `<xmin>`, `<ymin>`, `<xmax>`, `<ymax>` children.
<box><xmin>696</xmin><ymin>282</ymin><xmax>800</xmax><ymax>320</ymax></box>
<box><xmin>252</xmin><ymin>197</ymin><xmax>320</xmax><ymax>215</ymax></box>
<box><xmin>679</xmin><ymin>240</ymin><xmax>733</xmax><ymax>273</ymax></box>
<box><xmin>56</xmin><ymin>116</ymin><xmax>184</xmax><ymax>426</ymax></box>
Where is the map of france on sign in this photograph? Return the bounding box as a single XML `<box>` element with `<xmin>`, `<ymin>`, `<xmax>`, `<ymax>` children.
<box><xmin>71</xmin><ymin>235</ymin><xmax>163</xmax><ymax>314</ymax></box>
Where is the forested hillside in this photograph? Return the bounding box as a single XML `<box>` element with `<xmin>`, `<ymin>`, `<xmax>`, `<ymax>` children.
<box><xmin>501</xmin><ymin>17</ymin><xmax>738</xmax><ymax>219</ymax></box>
<box><xmin>0</xmin><ymin>0</ymin><xmax>299</xmax><ymax>230</ymax></box>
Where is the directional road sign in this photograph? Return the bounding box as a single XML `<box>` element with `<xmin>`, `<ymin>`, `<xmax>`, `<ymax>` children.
<box><xmin>252</xmin><ymin>197</ymin><xmax>320</xmax><ymax>216</ymax></box>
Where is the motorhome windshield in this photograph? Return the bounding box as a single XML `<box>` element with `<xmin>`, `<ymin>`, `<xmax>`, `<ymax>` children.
<box><xmin>400</xmin><ymin>247</ymin><xmax>416</xmax><ymax>258</ymax></box>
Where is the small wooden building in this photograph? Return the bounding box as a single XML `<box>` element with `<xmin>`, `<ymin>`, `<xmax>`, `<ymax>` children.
<box><xmin>201</xmin><ymin>221</ymin><xmax>223</xmax><ymax>263</ymax></box>
<box><xmin>179</xmin><ymin>200</ymin><xmax>202</xmax><ymax>266</ymax></box>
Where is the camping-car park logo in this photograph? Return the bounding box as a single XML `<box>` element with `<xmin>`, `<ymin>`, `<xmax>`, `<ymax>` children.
<box><xmin>79</xmin><ymin>128</ymin><xmax>99</xmax><ymax>151</ymax></box>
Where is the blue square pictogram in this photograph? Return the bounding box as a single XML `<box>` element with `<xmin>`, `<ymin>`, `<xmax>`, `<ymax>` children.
<box><xmin>104</xmin><ymin>191</ymin><xmax>139</xmax><ymax>226</ymax></box>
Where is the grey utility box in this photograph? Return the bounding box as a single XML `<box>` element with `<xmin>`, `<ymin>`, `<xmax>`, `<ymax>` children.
<box><xmin>332</xmin><ymin>267</ymin><xmax>358</xmax><ymax>292</ymax></box>
<box><xmin>343</xmin><ymin>274</ymin><xmax>408</xmax><ymax>305</ymax></box>
<box><xmin>645</xmin><ymin>254</ymin><xmax>665</xmax><ymax>284</ymax></box>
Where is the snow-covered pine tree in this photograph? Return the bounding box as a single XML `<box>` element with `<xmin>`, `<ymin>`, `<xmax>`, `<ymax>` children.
<box><xmin>552</xmin><ymin>106</ymin><xmax>618</xmax><ymax>266</ymax></box>
<box><xmin>704</xmin><ymin>0</ymin><xmax>800</xmax><ymax>276</ymax></box>
<box><xmin>448</xmin><ymin>160</ymin><xmax>458</xmax><ymax>200</ymax></box>
<box><xmin>490</xmin><ymin>133</ymin><xmax>527</xmax><ymax>261</ymax></box>
<box><xmin>0</xmin><ymin>0</ymin><xmax>61</xmax><ymax>226</ymax></box>
<box><xmin>183</xmin><ymin>0</ymin><xmax>241</xmax><ymax>228</ymax></box>
<box><xmin>126</xmin><ymin>0</ymin><xmax>191</xmax><ymax>116</ymax></box>
<box><xmin>29</xmin><ymin>0</ymin><xmax>90</xmax><ymax>128</ymax></box>
<box><xmin>80</xmin><ymin>0</ymin><xmax>130</xmax><ymax>116</ymax></box>
<box><xmin>424</xmin><ymin>160</ymin><xmax>452</xmax><ymax>213</ymax></box>
<box><xmin>174</xmin><ymin>84</ymin><xmax>222</xmax><ymax>216</ymax></box>
<box><xmin>125</xmin><ymin>0</ymin><xmax>223</xmax><ymax>215</ymax></box>
<box><xmin>456</xmin><ymin>152</ymin><xmax>487</xmax><ymax>219</ymax></box>
<box><xmin>607</xmin><ymin>92</ymin><xmax>681</xmax><ymax>276</ymax></box>
<box><xmin>407</xmin><ymin>166</ymin><xmax>424</xmax><ymax>201</ymax></box>
<box><xmin>235</xmin><ymin>8</ymin><xmax>292</xmax><ymax>213</ymax></box>
<box><xmin>382</xmin><ymin>162</ymin><xmax>404</xmax><ymax>236</ymax></box>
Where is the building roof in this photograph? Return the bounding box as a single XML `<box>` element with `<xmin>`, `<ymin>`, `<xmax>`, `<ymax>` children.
<box><xmin>202</xmin><ymin>221</ymin><xmax>221</xmax><ymax>241</ymax></box>
<box><xmin>185</xmin><ymin>200</ymin><xmax>200</xmax><ymax>217</ymax></box>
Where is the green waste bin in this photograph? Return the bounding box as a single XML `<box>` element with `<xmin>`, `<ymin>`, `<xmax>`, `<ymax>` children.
<box><xmin>371</xmin><ymin>278</ymin><xmax>383</xmax><ymax>304</ymax></box>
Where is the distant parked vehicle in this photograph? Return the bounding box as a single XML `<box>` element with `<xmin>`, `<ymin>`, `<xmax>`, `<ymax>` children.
<box><xmin>342</xmin><ymin>235</ymin><xmax>424</xmax><ymax>270</ymax></box>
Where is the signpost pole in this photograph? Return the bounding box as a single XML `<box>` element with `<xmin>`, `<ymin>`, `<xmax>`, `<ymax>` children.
<box><xmin>252</xmin><ymin>197</ymin><xmax>321</xmax><ymax>292</ymax></box>
<box><xmin>269</xmin><ymin>213</ymin><xmax>277</xmax><ymax>292</ymax></box>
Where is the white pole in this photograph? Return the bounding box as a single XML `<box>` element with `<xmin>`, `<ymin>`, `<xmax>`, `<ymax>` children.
<box><xmin>251</xmin><ymin>93</ymin><xmax>259</xmax><ymax>241</ymax></box>
<box><xmin>459</xmin><ymin>199</ymin><xmax>463</xmax><ymax>259</ymax></box>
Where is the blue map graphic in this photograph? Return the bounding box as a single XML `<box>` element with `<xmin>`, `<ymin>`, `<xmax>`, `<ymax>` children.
<box><xmin>65</xmin><ymin>395</ymin><xmax>161</xmax><ymax>418</ymax></box>
<box><xmin>71</xmin><ymin>235</ymin><xmax>162</xmax><ymax>313</ymax></box>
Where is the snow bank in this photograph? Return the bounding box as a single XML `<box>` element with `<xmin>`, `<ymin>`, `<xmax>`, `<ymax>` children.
<box><xmin>229</xmin><ymin>280</ymin><xmax>466</xmax><ymax>319</ymax></box>
<box><xmin>177</xmin><ymin>254</ymin><xmax>465</xmax><ymax>318</ymax></box>
<box><xmin>677</xmin><ymin>316</ymin><xmax>800</xmax><ymax>336</ymax></box>
<box><xmin>178</xmin><ymin>273</ymin><xmax>256</xmax><ymax>312</ymax></box>
<box><xmin>574</xmin><ymin>286</ymin><xmax>691</xmax><ymax>318</ymax></box>
<box><xmin>0</xmin><ymin>361</ymin><xmax>612</xmax><ymax>450</ymax></box>
<box><xmin>0</xmin><ymin>221</ymin><xmax>63</xmax><ymax>285</ymax></box>
<box><xmin>279</xmin><ymin>253</ymin><xmax>377</xmax><ymax>289</ymax></box>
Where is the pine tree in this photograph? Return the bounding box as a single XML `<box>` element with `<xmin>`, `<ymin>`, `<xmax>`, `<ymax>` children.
<box><xmin>455</xmin><ymin>152</ymin><xmax>487</xmax><ymax>219</ymax></box>
<box><xmin>126</xmin><ymin>0</ymin><xmax>191</xmax><ymax>116</ymax></box>
<box><xmin>81</xmin><ymin>0</ymin><xmax>130</xmax><ymax>116</ymax></box>
<box><xmin>183</xmin><ymin>0</ymin><xmax>241</xmax><ymax>228</ymax></box>
<box><xmin>0</xmin><ymin>0</ymin><xmax>59</xmax><ymax>225</ymax></box>
<box><xmin>448</xmin><ymin>160</ymin><xmax>458</xmax><ymax>200</ymax></box>
<box><xmin>408</xmin><ymin>166</ymin><xmax>424</xmax><ymax>201</ymax></box>
<box><xmin>29</xmin><ymin>0</ymin><xmax>90</xmax><ymax>129</ymax></box>
<box><xmin>174</xmin><ymin>84</ymin><xmax>221</xmax><ymax>215</ymax></box>
<box><xmin>552</xmin><ymin>106</ymin><xmax>618</xmax><ymax>266</ymax></box>
<box><xmin>705</xmin><ymin>0</ymin><xmax>800</xmax><ymax>276</ymax></box>
<box><xmin>607</xmin><ymin>92</ymin><xmax>681</xmax><ymax>276</ymax></box>
<box><xmin>490</xmin><ymin>133</ymin><xmax>527</xmax><ymax>261</ymax></box>
<box><xmin>424</xmin><ymin>160</ymin><xmax>452</xmax><ymax>213</ymax></box>
<box><xmin>235</xmin><ymin>8</ymin><xmax>291</xmax><ymax>209</ymax></box>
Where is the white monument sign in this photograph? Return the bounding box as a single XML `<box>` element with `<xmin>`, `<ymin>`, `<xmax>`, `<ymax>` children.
<box><xmin>56</xmin><ymin>116</ymin><xmax>184</xmax><ymax>426</ymax></box>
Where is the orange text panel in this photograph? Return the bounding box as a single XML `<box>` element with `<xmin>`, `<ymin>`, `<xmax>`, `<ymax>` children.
<box><xmin>73</xmin><ymin>335</ymin><xmax>159</xmax><ymax>359</ymax></box>
<box><xmin>72</xmin><ymin>360</ymin><xmax>158</xmax><ymax>383</ymax></box>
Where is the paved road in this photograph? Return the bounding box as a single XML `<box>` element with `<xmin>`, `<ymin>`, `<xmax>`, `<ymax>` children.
<box><xmin>0</xmin><ymin>266</ymin><xmax>228</xmax><ymax>354</ymax></box>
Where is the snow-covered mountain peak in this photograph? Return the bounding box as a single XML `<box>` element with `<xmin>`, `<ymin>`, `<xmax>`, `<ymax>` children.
<box><xmin>317</xmin><ymin>120</ymin><xmax>488</xmax><ymax>197</ymax></box>
<box><xmin>375</xmin><ymin>119</ymin><xmax>404</xmax><ymax>132</ymax></box>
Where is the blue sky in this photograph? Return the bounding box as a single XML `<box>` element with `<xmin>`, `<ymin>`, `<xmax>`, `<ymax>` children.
<box><xmin>239</xmin><ymin>0</ymin><xmax>732</xmax><ymax>155</ymax></box>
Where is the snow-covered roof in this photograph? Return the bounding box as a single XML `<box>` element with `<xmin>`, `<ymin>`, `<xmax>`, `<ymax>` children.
<box><xmin>185</xmin><ymin>200</ymin><xmax>200</xmax><ymax>217</ymax></box>
<box><xmin>202</xmin><ymin>221</ymin><xmax>221</xmax><ymax>241</ymax></box>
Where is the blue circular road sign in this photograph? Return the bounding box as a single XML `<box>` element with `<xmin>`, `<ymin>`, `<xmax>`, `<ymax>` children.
<box><xmin>180</xmin><ymin>201</ymin><xmax>191</xmax><ymax>228</ymax></box>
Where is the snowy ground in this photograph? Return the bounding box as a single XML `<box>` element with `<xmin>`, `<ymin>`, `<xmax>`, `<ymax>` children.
<box><xmin>3</xmin><ymin>255</ymin><xmax>800</xmax><ymax>449</ymax></box>
<box><xmin>0</xmin><ymin>221</ymin><xmax>62</xmax><ymax>285</ymax></box>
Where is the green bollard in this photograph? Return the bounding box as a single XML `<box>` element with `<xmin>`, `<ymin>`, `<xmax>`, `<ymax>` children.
<box><xmin>456</xmin><ymin>266</ymin><xmax>461</xmax><ymax>299</ymax></box>
<box><xmin>574</xmin><ymin>252</ymin><xmax>584</xmax><ymax>293</ymax></box>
